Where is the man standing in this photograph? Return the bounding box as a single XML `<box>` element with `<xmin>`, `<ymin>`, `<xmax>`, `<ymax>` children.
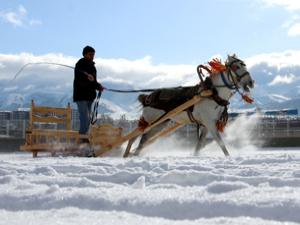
<box><xmin>73</xmin><ymin>46</ymin><xmax>103</xmax><ymax>142</ymax></box>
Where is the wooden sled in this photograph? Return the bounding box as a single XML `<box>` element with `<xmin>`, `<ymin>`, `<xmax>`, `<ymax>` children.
<box><xmin>20</xmin><ymin>95</ymin><xmax>202</xmax><ymax>157</ymax></box>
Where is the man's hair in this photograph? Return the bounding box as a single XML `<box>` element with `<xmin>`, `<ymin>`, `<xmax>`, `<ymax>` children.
<box><xmin>82</xmin><ymin>46</ymin><xmax>95</xmax><ymax>56</ymax></box>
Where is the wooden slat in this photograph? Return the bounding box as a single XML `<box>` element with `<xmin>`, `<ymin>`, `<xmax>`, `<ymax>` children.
<box><xmin>20</xmin><ymin>143</ymin><xmax>56</xmax><ymax>151</ymax></box>
<box><xmin>89</xmin><ymin>124</ymin><xmax>122</xmax><ymax>146</ymax></box>
<box><xmin>32</xmin><ymin>107</ymin><xmax>69</xmax><ymax>115</ymax></box>
<box><xmin>20</xmin><ymin>143</ymin><xmax>76</xmax><ymax>151</ymax></box>
<box><xmin>66</xmin><ymin>106</ymin><xmax>72</xmax><ymax>130</ymax></box>
<box><xmin>30</xmin><ymin>129</ymin><xmax>81</xmax><ymax>136</ymax></box>
<box><xmin>31</xmin><ymin>116</ymin><xmax>66</xmax><ymax>124</ymax></box>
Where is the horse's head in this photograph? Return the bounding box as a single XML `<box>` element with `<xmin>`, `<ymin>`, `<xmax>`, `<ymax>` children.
<box><xmin>225</xmin><ymin>54</ymin><xmax>254</xmax><ymax>92</ymax></box>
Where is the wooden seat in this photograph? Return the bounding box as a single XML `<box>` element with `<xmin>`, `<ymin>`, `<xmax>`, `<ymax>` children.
<box><xmin>20</xmin><ymin>100</ymin><xmax>82</xmax><ymax>157</ymax></box>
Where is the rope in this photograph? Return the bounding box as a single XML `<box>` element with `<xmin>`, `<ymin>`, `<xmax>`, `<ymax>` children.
<box><xmin>104</xmin><ymin>87</ymin><xmax>159</xmax><ymax>93</ymax></box>
<box><xmin>12</xmin><ymin>62</ymin><xmax>168</xmax><ymax>93</ymax></box>
<box><xmin>12</xmin><ymin>62</ymin><xmax>75</xmax><ymax>81</ymax></box>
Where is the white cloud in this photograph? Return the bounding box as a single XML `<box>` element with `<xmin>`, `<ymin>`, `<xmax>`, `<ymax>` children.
<box><xmin>268</xmin><ymin>74</ymin><xmax>297</xmax><ymax>86</ymax></box>
<box><xmin>259</xmin><ymin>0</ymin><xmax>300</xmax><ymax>11</ymax></box>
<box><xmin>268</xmin><ymin>93</ymin><xmax>291</xmax><ymax>102</ymax></box>
<box><xmin>0</xmin><ymin>5</ymin><xmax>41</xmax><ymax>27</ymax></box>
<box><xmin>23</xmin><ymin>85</ymin><xmax>35</xmax><ymax>91</ymax></box>
<box><xmin>96</xmin><ymin>56</ymin><xmax>196</xmax><ymax>88</ymax></box>
<box><xmin>246</xmin><ymin>50</ymin><xmax>300</xmax><ymax>69</ymax></box>
<box><xmin>287</xmin><ymin>22</ymin><xmax>300</xmax><ymax>36</ymax></box>
<box><xmin>3</xmin><ymin>86</ymin><xmax>18</xmax><ymax>92</ymax></box>
<box><xmin>259</xmin><ymin>0</ymin><xmax>300</xmax><ymax>37</ymax></box>
<box><xmin>0</xmin><ymin>53</ymin><xmax>197</xmax><ymax>90</ymax></box>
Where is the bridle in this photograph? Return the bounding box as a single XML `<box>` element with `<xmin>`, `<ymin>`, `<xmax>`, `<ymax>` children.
<box><xmin>222</xmin><ymin>57</ymin><xmax>248</xmax><ymax>86</ymax></box>
<box><xmin>221</xmin><ymin>57</ymin><xmax>254</xmax><ymax>103</ymax></box>
<box><xmin>197</xmin><ymin>56</ymin><xmax>254</xmax><ymax>104</ymax></box>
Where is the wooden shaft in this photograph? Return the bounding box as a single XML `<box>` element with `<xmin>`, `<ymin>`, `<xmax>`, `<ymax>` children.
<box><xmin>102</xmin><ymin>95</ymin><xmax>202</xmax><ymax>152</ymax></box>
<box><xmin>128</xmin><ymin>123</ymin><xmax>184</xmax><ymax>156</ymax></box>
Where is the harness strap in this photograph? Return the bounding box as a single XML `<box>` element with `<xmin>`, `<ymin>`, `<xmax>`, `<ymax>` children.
<box><xmin>220</xmin><ymin>72</ymin><xmax>236</xmax><ymax>90</ymax></box>
<box><xmin>90</xmin><ymin>91</ymin><xmax>102</xmax><ymax>125</ymax></box>
<box><xmin>216</xmin><ymin>106</ymin><xmax>229</xmax><ymax>132</ymax></box>
<box><xmin>187</xmin><ymin>108</ymin><xmax>202</xmax><ymax>125</ymax></box>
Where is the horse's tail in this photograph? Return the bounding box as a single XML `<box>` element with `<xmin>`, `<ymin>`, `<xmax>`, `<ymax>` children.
<box><xmin>138</xmin><ymin>94</ymin><xmax>148</xmax><ymax>106</ymax></box>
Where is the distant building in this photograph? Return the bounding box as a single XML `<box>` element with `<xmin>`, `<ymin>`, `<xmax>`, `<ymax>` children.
<box><xmin>229</xmin><ymin>108</ymin><xmax>298</xmax><ymax>118</ymax></box>
<box><xmin>0</xmin><ymin>111</ymin><xmax>11</xmax><ymax>120</ymax></box>
<box><xmin>263</xmin><ymin>108</ymin><xmax>298</xmax><ymax>116</ymax></box>
<box><xmin>0</xmin><ymin>110</ymin><xmax>30</xmax><ymax>121</ymax></box>
<box><xmin>11</xmin><ymin>110</ymin><xmax>29</xmax><ymax>120</ymax></box>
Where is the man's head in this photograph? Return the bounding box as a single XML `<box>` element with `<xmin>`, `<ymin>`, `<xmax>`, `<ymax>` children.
<box><xmin>82</xmin><ymin>45</ymin><xmax>95</xmax><ymax>61</ymax></box>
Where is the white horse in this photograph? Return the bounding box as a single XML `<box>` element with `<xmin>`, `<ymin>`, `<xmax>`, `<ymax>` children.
<box><xmin>127</xmin><ymin>54</ymin><xmax>254</xmax><ymax>157</ymax></box>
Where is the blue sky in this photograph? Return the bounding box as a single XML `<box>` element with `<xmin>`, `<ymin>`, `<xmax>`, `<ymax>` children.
<box><xmin>1</xmin><ymin>0</ymin><xmax>300</xmax><ymax>64</ymax></box>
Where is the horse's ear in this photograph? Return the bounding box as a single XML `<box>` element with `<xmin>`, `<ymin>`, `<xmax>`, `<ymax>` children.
<box><xmin>228</xmin><ymin>53</ymin><xmax>236</xmax><ymax>58</ymax></box>
<box><xmin>226</xmin><ymin>54</ymin><xmax>232</xmax><ymax>63</ymax></box>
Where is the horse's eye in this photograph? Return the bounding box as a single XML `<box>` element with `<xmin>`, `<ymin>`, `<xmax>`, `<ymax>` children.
<box><xmin>231</xmin><ymin>64</ymin><xmax>239</xmax><ymax>71</ymax></box>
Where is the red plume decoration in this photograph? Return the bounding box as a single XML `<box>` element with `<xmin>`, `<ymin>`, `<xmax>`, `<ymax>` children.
<box><xmin>242</xmin><ymin>94</ymin><xmax>254</xmax><ymax>104</ymax></box>
<box><xmin>208</xmin><ymin>58</ymin><xmax>226</xmax><ymax>74</ymax></box>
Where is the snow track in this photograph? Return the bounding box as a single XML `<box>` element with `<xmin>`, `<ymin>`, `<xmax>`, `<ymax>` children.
<box><xmin>0</xmin><ymin>150</ymin><xmax>300</xmax><ymax>225</ymax></box>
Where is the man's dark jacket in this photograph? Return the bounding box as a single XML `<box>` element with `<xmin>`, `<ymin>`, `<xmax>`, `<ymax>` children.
<box><xmin>73</xmin><ymin>58</ymin><xmax>101</xmax><ymax>102</ymax></box>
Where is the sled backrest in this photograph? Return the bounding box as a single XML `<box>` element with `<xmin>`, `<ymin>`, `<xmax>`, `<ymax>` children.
<box><xmin>29</xmin><ymin>100</ymin><xmax>72</xmax><ymax>131</ymax></box>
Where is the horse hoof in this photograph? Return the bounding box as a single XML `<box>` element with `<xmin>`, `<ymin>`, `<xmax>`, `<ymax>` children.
<box><xmin>125</xmin><ymin>152</ymin><xmax>138</xmax><ymax>157</ymax></box>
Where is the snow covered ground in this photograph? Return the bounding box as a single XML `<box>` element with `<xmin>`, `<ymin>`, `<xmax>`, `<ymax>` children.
<box><xmin>1</xmin><ymin>146</ymin><xmax>300</xmax><ymax>225</ymax></box>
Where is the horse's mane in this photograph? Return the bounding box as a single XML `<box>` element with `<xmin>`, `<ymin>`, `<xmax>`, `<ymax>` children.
<box><xmin>207</xmin><ymin>58</ymin><xmax>226</xmax><ymax>75</ymax></box>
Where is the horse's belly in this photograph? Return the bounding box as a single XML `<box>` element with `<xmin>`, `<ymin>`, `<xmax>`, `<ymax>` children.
<box><xmin>172</xmin><ymin>112</ymin><xmax>192</xmax><ymax>124</ymax></box>
<box><xmin>142</xmin><ymin>107</ymin><xmax>165</xmax><ymax>124</ymax></box>
<box><xmin>142</xmin><ymin>107</ymin><xmax>191</xmax><ymax>125</ymax></box>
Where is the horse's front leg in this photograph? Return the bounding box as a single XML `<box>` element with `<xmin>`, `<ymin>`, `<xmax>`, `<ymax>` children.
<box><xmin>212</xmin><ymin>131</ymin><xmax>230</xmax><ymax>157</ymax></box>
<box><xmin>194</xmin><ymin>125</ymin><xmax>208</xmax><ymax>156</ymax></box>
<box><xmin>206</xmin><ymin>124</ymin><xmax>230</xmax><ymax>157</ymax></box>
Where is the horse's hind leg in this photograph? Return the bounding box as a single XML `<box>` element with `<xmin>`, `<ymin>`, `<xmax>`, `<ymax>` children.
<box><xmin>194</xmin><ymin>125</ymin><xmax>208</xmax><ymax>156</ymax></box>
<box><xmin>133</xmin><ymin>121</ymin><xmax>169</xmax><ymax>156</ymax></box>
<box><xmin>123</xmin><ymin>136</ymin><xmax>139</xmax><ymax>158</ymax></box>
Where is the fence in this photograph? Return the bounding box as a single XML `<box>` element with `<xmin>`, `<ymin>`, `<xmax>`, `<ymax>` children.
<box><xmin>1</xmin><ymin>116</ymin><xmax>300</xmax><ymax>140</ymax></box>
<box><xmin>255</xmin><ymin>116</ymin><xmax>300</xmax><ymax>138</ymax></box>
<box><xmin>0</xmin><ymin>120</ymin><xmax>28</xmax><ymax>138</ymax></box>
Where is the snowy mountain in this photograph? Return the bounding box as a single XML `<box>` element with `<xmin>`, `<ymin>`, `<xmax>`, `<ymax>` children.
<box><xmin>0</xmin><ymin>78</ymin><xmax>140</xmax><ymax>119</ymax></box>
<box><xmin>245</xmin><ymin>52</ymin><xmax>300</xmax><ymax>112</ymax></box>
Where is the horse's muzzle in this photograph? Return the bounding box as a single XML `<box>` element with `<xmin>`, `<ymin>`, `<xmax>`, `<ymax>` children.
<box><xmin>243</xmin><ymin>79</ymin><xmax>254</xmax><ymax>92</ymax></box>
